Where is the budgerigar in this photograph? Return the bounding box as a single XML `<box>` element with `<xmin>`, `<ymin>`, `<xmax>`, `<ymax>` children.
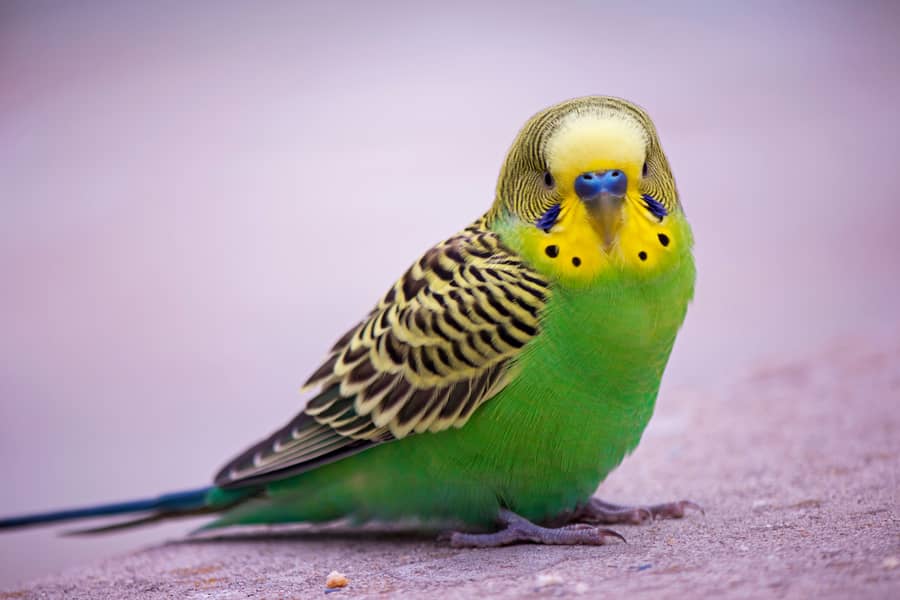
<box><xmin>1</xmin><ymin>96</ymin><xmax>697</xmax><ymax>546</ymax></box>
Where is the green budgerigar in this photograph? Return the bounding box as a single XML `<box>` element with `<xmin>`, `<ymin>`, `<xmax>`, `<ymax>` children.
<box><xmin>1</xmin><ymin>96</ymin><xmax>697</xmax><ymax>546</ymax></box>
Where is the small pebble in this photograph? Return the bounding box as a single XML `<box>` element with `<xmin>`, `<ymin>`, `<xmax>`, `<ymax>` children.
<box><xmin>535</xmin><ymin>573</ymin><xmax>564</xmax><ymax>588</ymax></box>
<box><xmin>325</xmin><ymin>571</ymin><xmax>349</xmax><ymax>589</ymax></box>
<box><xmin>883</xmin><ymin>556</ymin><xmax>899</xmax><ymax>570</ymax></box>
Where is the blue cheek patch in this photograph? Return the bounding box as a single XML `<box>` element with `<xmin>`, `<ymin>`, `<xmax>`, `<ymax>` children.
<box><xmin>642</xmin><ymin>194</ymin><xmax>668</xmax><ymax>221</ymax></box>
<box><xmin>535</xmin><ymin>203</ymin><xmax>561</xmax><ymax>232</ymax></box>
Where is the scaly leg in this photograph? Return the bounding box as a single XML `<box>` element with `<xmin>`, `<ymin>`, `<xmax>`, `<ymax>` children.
<box><xmin>446</xmin><ymin>508</ymin><xmax>626</xmax><ymax>548</ymax></box>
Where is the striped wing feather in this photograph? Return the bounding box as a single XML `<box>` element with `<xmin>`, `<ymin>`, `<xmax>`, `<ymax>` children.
<box><xmin>215</xmin><ymin>221</ymin><xmax>548</xmax><ymax>488</ymax></box>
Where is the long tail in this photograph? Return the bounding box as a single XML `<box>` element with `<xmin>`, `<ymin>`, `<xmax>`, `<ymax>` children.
<box><xmin>0</xmin><ymin>486</ymin><xmax>250</xmax><ymax>534</ymax></box>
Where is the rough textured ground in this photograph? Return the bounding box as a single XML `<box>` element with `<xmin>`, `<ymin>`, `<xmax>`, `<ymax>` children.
<box><xmin>3</xmin><ymin>336</ymin><xmax>898</xmax><ymax>599</ymax></box>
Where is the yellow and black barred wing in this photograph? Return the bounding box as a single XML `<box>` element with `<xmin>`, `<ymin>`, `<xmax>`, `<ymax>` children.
<box><xmin>215</xmin><ymin>222</ymin><xmax>549</xmax><ymax>489</ymax></box>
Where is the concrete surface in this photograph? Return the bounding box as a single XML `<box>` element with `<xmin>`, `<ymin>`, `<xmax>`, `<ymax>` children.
<box><xmin>3</xmin><ymin>334</ymin><xmax>897</xmax><ymax>599</ymax></box>
<box><xmin>4</xmin><ymin>0</ymin><xmax>900</xmax><ymax>586</ymax></box>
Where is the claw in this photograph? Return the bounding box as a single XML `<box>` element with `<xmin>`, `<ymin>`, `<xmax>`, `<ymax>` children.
<box><xmin>680</xmin><ymin>500</ymin><xmax>705</xmax><ymax>517</ymax></box>
<box><xmin>650</xmin><ymin>500</ymin><xmax>704</xmax><ymax>520</ymax></box>
<box><xmin>600</xmin><ymin>528</ymin><xmax>627</xmax><ymax>544</ymax></box>
<box><xmin>441</xmin><ymin>498</ymin><xmax>702</xmax><ymax>547</ymax></box>
<box><xmin>569</xmin><ymin>497</ymin><xmax>704</xmax><ymax>526</ymax></box>
<box><xmin>444</xmin><ymin>509</ymin><xmax>626</xmax><ymax>548</ymax></box>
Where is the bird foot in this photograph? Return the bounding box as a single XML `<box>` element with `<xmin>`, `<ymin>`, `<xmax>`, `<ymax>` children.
<box><xmin>444</xmin><ymin>508</ymin><xmax>626</xmax><ymax>548</ymax></box>
<box><xmin>571</xmin><ymin>497</ymin><xmax>703</xmax><ymax>525</ymax></box>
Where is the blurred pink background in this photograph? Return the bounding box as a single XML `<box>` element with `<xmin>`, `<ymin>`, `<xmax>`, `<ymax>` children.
<box><xmin>2</xmin><ymin>0</ymin><xmax>899</xmax><ymax>586</ymax></box>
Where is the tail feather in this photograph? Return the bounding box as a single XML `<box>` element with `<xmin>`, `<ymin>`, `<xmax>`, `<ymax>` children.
<box><xmin>63</xmin><ymin>505</ymin><xmax>226</xmax><ymax>536</ymax></box>
<box><xmin>0</xmin><ymin>486</ymin><xmax>215</xmax><ymax>531</ymax></box>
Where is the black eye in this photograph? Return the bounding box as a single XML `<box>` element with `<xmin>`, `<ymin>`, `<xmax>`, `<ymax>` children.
<box><xmin>542</xmin><ymin>171</ymin><xmax>555</xmax><ymax>189</ymax></box>
<box><xmin>642</xmin><ymin>162</ymin><xmax>649</xmax><ymax>177</ymax></box>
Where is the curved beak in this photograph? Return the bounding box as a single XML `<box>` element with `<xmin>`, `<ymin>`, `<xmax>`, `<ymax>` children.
<box><xmin>586</xmin><ymin>192</ymin><xmax>625</xmax><ymax>251</ymax></box>
<box><xmin>574</xmin><ymin>170</ymin><xmax>628</xmax><ymax>251</ymax></box>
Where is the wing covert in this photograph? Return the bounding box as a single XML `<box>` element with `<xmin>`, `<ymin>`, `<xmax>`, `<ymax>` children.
<box><xmin>215</xmin><ymin>220</ymin><xmax>549</xmax><ymax>488</ymax></box>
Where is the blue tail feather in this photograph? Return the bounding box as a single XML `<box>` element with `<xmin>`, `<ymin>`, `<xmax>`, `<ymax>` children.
<box><xmin>0</xmin><ymin>486</ymin><xmax>213</xmax><ymax>530</ymax></box>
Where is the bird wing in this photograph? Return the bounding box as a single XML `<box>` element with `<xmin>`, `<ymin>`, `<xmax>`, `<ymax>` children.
<box><xmin>215</xmin><ymin>221</ymin><xmax>550</xmax><ymax>488</ymax></box>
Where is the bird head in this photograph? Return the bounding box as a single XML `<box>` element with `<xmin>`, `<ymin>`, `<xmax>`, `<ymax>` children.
<box><xmin>488</xmin><ymin>96</ymin><xmax>688</xmax><ymax>283</ymax></box>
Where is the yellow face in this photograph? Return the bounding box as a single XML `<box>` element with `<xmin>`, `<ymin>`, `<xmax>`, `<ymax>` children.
<box><xmin>515</xmin><ymin>191</ymin><xmax>681</xmax><ymax>286</ymax></box>
<box><xmin>491</xmin><ymin>98</ymin><xmax>687</xmax><ymax>287</ymax></box>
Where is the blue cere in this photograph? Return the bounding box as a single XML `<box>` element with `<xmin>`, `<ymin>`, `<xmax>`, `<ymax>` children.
<box><xmin>574</xmin><ymin>170</ymin><xmax>628</xmax><ymax>200</ymax></box>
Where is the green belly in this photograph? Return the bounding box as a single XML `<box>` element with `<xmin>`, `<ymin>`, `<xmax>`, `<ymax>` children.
<box><xmin>213</xmin><ymin>251</ymin><xmax>694</xmax><ymax>529</ymax></box>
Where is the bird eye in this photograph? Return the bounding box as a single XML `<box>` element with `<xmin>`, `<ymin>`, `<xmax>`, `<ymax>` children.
<box><xmin>542</xmin><ymin>171</ymin><xmax>555</xmax><ymax>189</ymax></box>
<box><xmin>642</xmin><ymin>162</ymin><xmax>649</xmax><ymax>177</ymax></box>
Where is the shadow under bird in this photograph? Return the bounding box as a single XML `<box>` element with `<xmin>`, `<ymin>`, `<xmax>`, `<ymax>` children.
<box><xmin>1</xmin><ymin>96</ymin><xmax>700</xmax><ymax>546</ymax></box>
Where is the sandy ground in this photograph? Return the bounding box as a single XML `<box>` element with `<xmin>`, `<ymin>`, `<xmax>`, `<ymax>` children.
<box><xmin>3</xmin><ymin>334</ymin><xmax>897</xmax><ymax>599</ymax></box>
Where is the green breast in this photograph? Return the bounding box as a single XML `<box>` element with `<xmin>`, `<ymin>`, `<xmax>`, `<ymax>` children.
<box><xmin>244</xmin><ymin>217</ymin><xmax>695</xmax><ymax>528</ymax></box>
<box><xmin>461</xmin><ymin>214</ymin><xmax>696</xmax><ymax>519</ymax></box>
